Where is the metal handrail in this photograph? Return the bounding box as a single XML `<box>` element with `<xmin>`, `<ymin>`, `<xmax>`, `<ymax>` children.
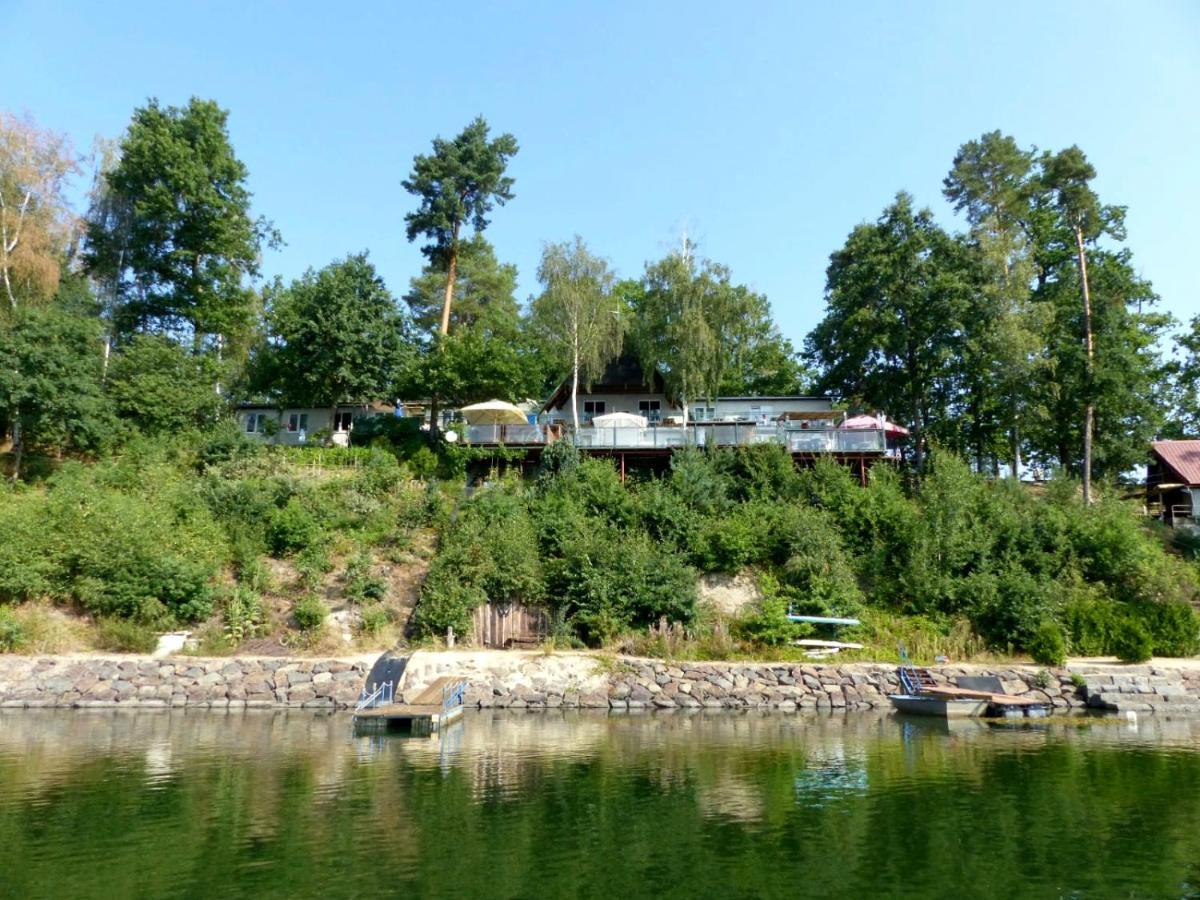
<box><xmin>355</xmin><ymin>680</ymin><xmax>393</xmax><ymax>711</ymax></box>
<box><xmin>442</xmin><ymin>681</ymin><xmax>466</xmax><ymax>716</ymax></box>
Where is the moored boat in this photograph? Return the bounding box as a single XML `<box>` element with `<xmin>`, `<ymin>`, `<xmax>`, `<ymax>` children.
<box><xmin>888</xmin><ymin>693</ymin><xmax>989</xmax><ymax>718</ymax></box>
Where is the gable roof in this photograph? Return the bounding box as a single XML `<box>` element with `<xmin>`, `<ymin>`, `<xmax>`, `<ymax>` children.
<box><xmin>1150</xmin><ymin>440</ymin><xmax>1200</xmax><ymax>486</ymax></box>
<box><xmin>542</xmin><ymin>355</ymin><xmax>667</xmax><ymax>412</ymax></box>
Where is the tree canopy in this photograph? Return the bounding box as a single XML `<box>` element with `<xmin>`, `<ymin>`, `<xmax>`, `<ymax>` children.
<box><xmin>258</xmin><ymin>253</ymin><xmax>412</xmax><ymax>408</ymax></box>
<box><xmin>83</xmin><ymin>97</ymin><xmax>276</xmax><ymax>348</ymax></box>
<box><xmin>0</xmin><ymin>111</ymin><xmax>79</xmax><ymax>315</ymax></box>
<box><xmin>402</xmin><ymin>117</ymin><xmax>518</xmax><ymax>336</ymax></box>
<box><xmin>531</xmin><ymin>236</ymin><xmax>624</xmax><ymax>428</ymax></box>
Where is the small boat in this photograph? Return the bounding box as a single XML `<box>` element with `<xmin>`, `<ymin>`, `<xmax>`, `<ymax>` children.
<box><xmin>888</xmin><ymin>650</ymin><xmax>1051</xmax><ymax>719</ymax></box>
<box><xmin>888</xmin><ymin>693</ymin><xmax>989</xmax><ymax>718</ymax></box>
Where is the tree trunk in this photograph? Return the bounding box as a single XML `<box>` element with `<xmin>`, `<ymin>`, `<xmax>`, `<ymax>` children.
<box><xmin>439</xmin><ymin>224</ymin><xmax>461</xmax><ymax>336</ymax></box>
<box><xmin>427</xmin><ymin>395</ymin><xmax>440</xmax><ymax>444</ymax></box>
<box><xmin>570</xmin><ymin>356</ymin><xmax>580</xmax><ymax>431</ymax></box>
<box><xmin>101</xmin><ymin>333</ymin><xmax>112</xmax><ymax>383</ymax></box>
<box><xmin>9</xmin><ymin>420</ymin><xmax>22</xmax><ymax>482</ymax></box>
<box><xmin>1011</xmin><ymin>424</ymin><xmax>1021</xmax><ymax>480</ymax></box>
<box><xmin>1075</xmin><ymin>224</ymin><xmax>1095</xmax><ymax>506</ymax></box>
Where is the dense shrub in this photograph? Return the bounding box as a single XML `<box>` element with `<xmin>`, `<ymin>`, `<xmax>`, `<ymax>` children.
<box><xmin>1137</xmin><ymin>601</ymin><xmax>1200</xmax><ymax>657</ymax></box>
<box><xmin>0</xmin><ymin>490</ymin><xmax>54</xmax><ymax>603</ymax></box>
<box><xmin>414</xmin><ymin>483</ymin><xmax>544</xmax><ymax>636</ymax></box>
<box><xmin>1112</xmin><ymin>618</ymin><xmax>1154</xmax><ymax>663</ymax></box>
<box><xmin>293</xmin><ymin>594</ymin><xmax>329</xmax><ymax>631</ymax></box>
<box><xmin>268</xmin><ymin>499</ymin><xmax>321</xmax><ymax>556</ymax></box>
<box><xmin>1028</xmin><ymin>620</ymin><xmax>1068</xmax><ymax>667</ymax></box>
<box><xmin>733</xmin><ymin>595</ymin><xmax>810</xmax><ymax>647</ymax></box>
<box><xmin>1063</xmin><ymin>591</ymin><xmax>1121</xmax><ymax>657</ymax></box>
<box><xmin>344</xmin><ymin>554</ymin><xmax>388</xmax><ymax>603</ymax></box>
<box><xmin>0</xmin><ymin>607</ymin><xmax>27</xmax><ymax>652</ymax></box>
<box><xmin>107</xmin><ymin>335</ymin><xmax>226</xmax><ymax>434</ymax></box>
<box><xmin>551</xmin><ymin>528</ymin><xmax>696</xmax><ymax>645</ymax></box>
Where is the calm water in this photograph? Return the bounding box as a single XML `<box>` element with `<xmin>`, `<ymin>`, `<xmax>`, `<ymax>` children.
<box><xmin>2</xmin><ymin>710</ymin><xmax>1200</xmax><ymax>899</ymax></box>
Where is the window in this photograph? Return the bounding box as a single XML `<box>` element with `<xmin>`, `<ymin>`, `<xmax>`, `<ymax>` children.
<box><xmin>244</xmin><ymin>413</ymin><xmax>266</xmax><ymax>433</ymax></box>
<box><xmin>582</xmin><ymin>401</ymin><xmax>605</xmax><ymax>423</ymax></box>
<box><xmin>639</xmin><ymin>400</ymin><xmax>662</xmax><ymax>423</ymax></box>
<box><xmin>690</xmin><ymin>405</ymin><xmax>714</xmax><ymax>423</ymax></box>
<box><xmin>287</xmin><ymin>413</ymin><xmax>309</xmax><ymax>433</ymax></box>
<box><xmin>334</xmin><ymin>411</ymin><xmax>354</xmax><ymax>432</ymax></box>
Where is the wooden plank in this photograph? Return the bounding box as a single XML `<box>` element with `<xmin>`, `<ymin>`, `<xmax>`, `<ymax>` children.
<box><xmin>410</xmin><ymin>676</ymin><xmax>461</xmax><ymax>706</ymax></box>
<box><xmin>922</xmin><ymin>685</ymin><xmax>1045</xmax><ymax>705</ymax></box>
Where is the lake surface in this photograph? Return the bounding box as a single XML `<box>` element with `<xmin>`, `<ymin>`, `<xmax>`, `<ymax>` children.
<box><xmin>2</xmin><ymin>710</ymin><xmax>1200</xmax><ymax>899</ymax></box>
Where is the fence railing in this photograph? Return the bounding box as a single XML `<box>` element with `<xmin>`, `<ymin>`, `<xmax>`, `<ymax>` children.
<box><xmin>462</xmin><ymin>424</ymin><xmax>548</xmax><ymax>444</ymax></box>
<box><xmin>464</xmin><ymin>422</ymin><xmax>887</xmax><ymax>453</ymax></box>
<box><xmin>356</xmin><ymin>680</ymin><xmax>394</xmax><ymax>711</ymax></box>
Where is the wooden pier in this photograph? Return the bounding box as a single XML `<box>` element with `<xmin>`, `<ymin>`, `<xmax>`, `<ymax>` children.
<box><xmin>353</xmin><ymin>677</ymin><xmax>466</xmax><ymax>736</ymax></box>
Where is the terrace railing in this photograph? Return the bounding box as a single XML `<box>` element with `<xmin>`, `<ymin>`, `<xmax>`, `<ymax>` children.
<box><xmin>464</xmin><ymin>421</ymin><xmax>888</xmax><ymax>454</ymax></box>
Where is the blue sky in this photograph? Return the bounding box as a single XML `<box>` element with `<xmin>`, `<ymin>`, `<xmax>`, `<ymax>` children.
<box><xmin>7</xmin><ymin>1</ymin><xmax>1199</xmax><ymax>348</ymax></box>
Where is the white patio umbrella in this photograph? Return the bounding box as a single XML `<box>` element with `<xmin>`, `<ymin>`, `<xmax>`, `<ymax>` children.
<box><xmin>459</xmin><ymin>400</ymin><xmax>529</xmax><ymax>426</ymax></box>
<box><xmin>591</xmin><ymin>411</ymin><xmax>649</xmax><ymax>428</ymax></box>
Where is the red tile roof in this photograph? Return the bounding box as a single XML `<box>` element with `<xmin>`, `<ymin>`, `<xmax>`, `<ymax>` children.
<box><xmin>1151</xmin><ymin>440</ymin><xmax>1200</xmax><ymax>485</ymax></box>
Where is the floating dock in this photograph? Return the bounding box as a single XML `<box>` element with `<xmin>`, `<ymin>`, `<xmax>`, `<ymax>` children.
<box><xmin>353</xmin><ymin>676</ymin><xmax>466</xmax><ymax>736</ymax></box>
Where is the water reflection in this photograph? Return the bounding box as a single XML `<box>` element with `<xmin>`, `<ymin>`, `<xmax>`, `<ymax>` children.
<box><xmin>1</xmin><ymin>709</ymin><xmax>1200</xmax><ymax>899</ymax></box>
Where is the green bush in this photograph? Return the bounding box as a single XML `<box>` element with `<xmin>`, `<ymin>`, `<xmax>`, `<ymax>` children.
<box><xmin>1138</xmin><ymin>601</ymin><xmax>1200</xmax><ymax>657</ymax></box>
<box><xmin>1028</xmin><ymin>620</ymin><xmax>1067</xmax><ymax>667</ymax></box>
<box><xmin>1062</xmin><ymin>593</ymin><xmax>1119</xmax><ymax>657</ymax></box>
<box><xmin>1112</xmin><ymin>618</ymin><xmax>1154</xmax><ymax>663</ymax></box>
<box><xmin>693</xmin><ymin>508</ymin><xmax>763</xmax><ymax>573</ymax></box>
<box><xmin>268</xmin><ymin>498</ymin><xmax>321</xmax><ymax>556</ymax></box>
<box><xmin>295</xmin><ymin>545</ymin><xmax>333</xmax><ymax>589</ymax></box>
<box><xmin>0</xmin><ymin>490</ymin><xmax>54</xmax><ymax>603</ymax></box>
<box><xmin>0</xmin><ymin>608</ymin><xmax>27</xmax><ymax>652</ymax></box>
<box><xmin>293</xmin><ymin>594</ymin><xmax>329</xmax><ymax>631</ymax></box>
<box><xmin>734</xmin><ymin>593</ymin><xmax>812</xmax><ymax>648</ymax></box>
<box><xmin>94</xmin><ymin>618</ymin><xmax>158</xmax><ymax>653</ymax></box>
<box><xmin>344</xmin><ymin>554</ymin><xmax>388</xmax><ymax>603</ymax></box>
<box><xmin>358</xmin><ymin>604</ymin><xmax>392</xmax><ymax>636</ymax></box>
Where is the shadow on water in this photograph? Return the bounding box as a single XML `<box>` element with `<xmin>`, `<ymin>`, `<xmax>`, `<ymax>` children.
<box><xmin>2</xmin><ymin>708</ymin><xmax>1200</xmax><ymax>899</ymax></box>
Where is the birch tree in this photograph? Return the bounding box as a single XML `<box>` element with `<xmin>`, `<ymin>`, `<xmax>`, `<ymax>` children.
<box><xmin>634</xmin><ymin>242</ymin><xmax>763</xmax><ymax>428</ymax></box>
<box><xmin>0</xmin><ymin>112</ymin><xmax>79</xmax><ymax>315</ymax></box>
<box><xmin>532</xmin><ymin>237</ymin><xmax>624</xmax><ymax>429</ymax></box>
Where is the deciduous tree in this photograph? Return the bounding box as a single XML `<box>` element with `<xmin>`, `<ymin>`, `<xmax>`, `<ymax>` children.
<box><xmin>0</xmin><ymin>112</ymin><xmax>79</xmax><ymax>314</ymax></box>
<box><xmin>83</xmin><ymin>98</ymin><xmax>277</xmax><ymax>350</ymax></box>
<box><xmin>261</xmin><ymin>253</ymin><xmax>412</xmax><ymax>408</ymax></box>
<box><xmin>633</xmin><ymin>242</ymin><xmax>763</xmax><ymax>426</ymax></box>
<box><xmin>0</xmin><ymin>303</ymin><xmax>114</xmax><ymax>479</ymax></box>
<box><xmin>806</xmin><ymin>193</ymin><xmax>970</xmax><ymax>471</ymax></box>
<box><xmin>531</xmin><ymin>237</ymin><xmax>624</xmax><ymax>429</ymax></box>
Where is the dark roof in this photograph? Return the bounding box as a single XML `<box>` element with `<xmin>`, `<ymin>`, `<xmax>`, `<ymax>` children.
<box><xmin>542</xmin><ymin>355</ymin><xmax>666</xmax><ymax>411</ymax></box>
<box><xmin>1151</xmin><ymin>440</ymin><xmax>1200</xmax><ymax>485</ymax></box>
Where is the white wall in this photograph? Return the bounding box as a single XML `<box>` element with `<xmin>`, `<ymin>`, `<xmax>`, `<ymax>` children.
<box><xmin>692</xmin><ymin>397</ymin><xmax>834</xmax><ymax>422</ymax></box>
<box><xmin>238</xmin><ymin>407</ymin><xmax>359</xmax><ymax>445</ymax></box>
<box><xmin>543</xmin><ymin>392</ymin><xmax>683</xmax><ymax>423</ymax></box>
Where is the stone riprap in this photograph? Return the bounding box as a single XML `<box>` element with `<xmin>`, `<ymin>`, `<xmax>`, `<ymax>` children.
<box><xmin>0</xmin><ymin>656</ymin><xmax>371</xmax><ymax>709</ymax></box>
<box><xmin>1079</xmin><ymin>670</ymin><xmax>1200</xmax><ymax>714</ymax></box>
<box><xmin>3</xmin><ymin>652</ymin><xmax>1200</xmax><ymax>714</ymax></box>
<box><xmin>403</xmin><ymin>652</ymin><xmax>1200</xmax><ymax>715</ymax></box>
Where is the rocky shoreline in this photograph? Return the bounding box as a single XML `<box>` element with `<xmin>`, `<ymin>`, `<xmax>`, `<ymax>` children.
<box><xmin>3</xmin><ymin>652</ymin><xmax>1200</xmax><ymax>714</ymax></box>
